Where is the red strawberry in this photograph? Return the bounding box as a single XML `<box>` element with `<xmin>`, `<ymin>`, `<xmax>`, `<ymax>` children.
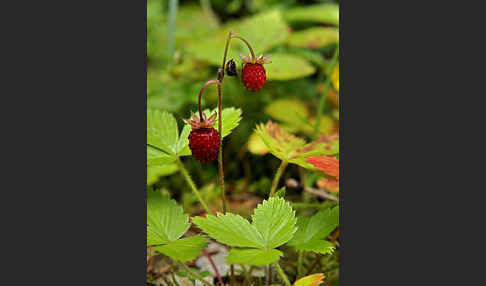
<box><xmin>184</xmin><ymin>112</ymin><xmax>220</xmax><ymax>163</ymax></box>
<box><xmin>240</xmin><ymin>54</ymin><xmax>271</xmax><ymax>92</ymax></box>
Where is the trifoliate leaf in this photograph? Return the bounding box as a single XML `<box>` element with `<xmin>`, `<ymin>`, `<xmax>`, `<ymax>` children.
<box><xmin>147</xmin><ymin>164</ymin><xmax>179</xmax><ymax>186</ymax></box>
<box><xmin>288</xmin><ymin>206</ymin><xmax>339</xmax><ymax>254</ymax></box>
<box><xmin>284</xmin><ymin>4</ymin><xmax>339</xmax><ymax>26</ymax></box>
<box><xmin>187</xmin><ymin>107</ymin><xmax>242</xmax><ymax>139</ymax></box>
<box><xmin>193</xmin><ymin>197</ymin><xmax>297</xmax><ymax>266</ymax></box>
<box><xmin>147</xmin><ymin>190</ymin><xmax>190</xmax><ymax>244</ymax></box>
<box><xmin>252</xmin><ymin>197</ymin><xmax>297</xmax><ymax>249</ymax></box>
<box><xmin>255</xmin><ymin>121</ymin><xmax>338</xmax><ymax>169</ymax></box>
<box><xmin>153</xmin><ymin>235</ymin><xmax>208</xmax><ymax>262</ymax></box>
<box><xmin>192</xmin><ymin>213</ymin><xmax>264</xmax><ymax>248</ymax></box>
<box><xmin>265</xmin><ymin>54</ymin><xmax>316</xmax><ymax>81</ymax></box>
<box><xmin>294</xmin><ymin>273</ymin><xmax>326</xmax><ymax>286</ymax></box>
<box><xmin>287</xmin><ymin>27</ymin><xmax>339</xmax><ymax>49</ymax></box>
<box><xmin>226</xmin><ymin>248</ymin><xmax>283</xmax><ymax>266</ymax></box>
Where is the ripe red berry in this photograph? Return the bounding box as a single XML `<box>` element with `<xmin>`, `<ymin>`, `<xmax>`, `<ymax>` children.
<box><xmin>242</xmin><ymin>63</ymin><xmax>266</xmax><ymax>92</ymax></box>
<box><xmin>188</xmin><ymin>128</ymin><xmax>220</xmax><ymax>163</ymax></box>
<box><xmin>240</xmin><ymin>54</ymin><xmax>271</xmax><ymax>92</ymax></box>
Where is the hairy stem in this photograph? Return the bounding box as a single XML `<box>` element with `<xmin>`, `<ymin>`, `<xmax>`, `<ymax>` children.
<box><xmin>297</xmin><ymin>251</ymin><xmax>304</xmax><ymax>278</ymax></box>
<box><xmin>202</xmin><ymin>249</ymin><xmax>223</xmax><ymax>286</ymax></box>
<box><xmin>269</xmin><ymin>160</ymin><xmax>288</xmax><ymax>197</ymax></box>
<box><xmin>216</xmin><ymin>79</ymin><xmax>227</xmax><ymax>214</ymax></box>
<box><xmin>231</xmin><ymin>35</ymin><xmax>256</xmax><ymax>59</ymax></box>
<box><xmin>221</xmin><ymin>31</ymin><xmax>256</xmax><ymax>75</ymax></box>
<box><xmin>198</xmin><ymin>79</ymin><xmax>220</xmax><ymax>120</ymax></box>
<box><xmin>274</xmin><ymin>262</ymin><xmax>291</xmax><ymax>286</ymax></box>
<box><xmin>176</xmin><ymin>158</ymin><xmax>212</xmax><ymax>214</ymax></box>
<box><xmin>178</xmin><ymin>261</ymin><xmax>212</xmax><ymax>286</ymax></box>
<box><xmin>313</xmin><ymin>46</ymin><xmax>339</xmax><ymax>139</ymax></box>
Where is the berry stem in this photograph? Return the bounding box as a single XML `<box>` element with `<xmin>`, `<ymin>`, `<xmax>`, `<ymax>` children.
<box><xmin>175</xmin><ymin>158</ymin><xmax>212</xmax><ymax>215</ymax></box>
<box><xmin>221</xmin><ymin>31</ymin><xmax>256</xmax><ymax>77</ymax></box>
<box><xmin>313</xmin><ymin>46</ymin><xmax>339</xmax><ymax>139</ymax></box>
<box><xmin>198</xmin><ymin>79</ymin><xmax>220</xmax><ymax>120</ymax></box>
<box><xmin>273</xmin><ymin>262</ymin><xmax>291</xmax><ymax>286</ymax></box>
<box><xmin>216</xmin><ymin>78</ymin><xmax>227</xmax><ymax>214</ymax></box>
<box><xmin>269</xmin><ymin>160</ymin><xmax>288</xmax><ymax>197</ymax></box>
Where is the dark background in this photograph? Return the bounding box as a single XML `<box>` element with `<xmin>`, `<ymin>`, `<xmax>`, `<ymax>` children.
<box><xmin>0</xmin><ymin>0</ymin><xmax>484</xmax><ymax>285</ymax></box>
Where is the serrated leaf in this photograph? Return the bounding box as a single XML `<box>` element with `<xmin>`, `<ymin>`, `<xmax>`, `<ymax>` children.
<box><xmin>187</xmin><ymin>107</ymin><xmax>242</xmax><ymax>139</ymax></box>
<box><xmin>288</xmin><ymin>206</ymin><xmax>339</xmax><ymax>254</ymax></box>
<box><xmin>266</xmin><ymin>54</ymin><xmax>316</xmax><ymax>81</ymax></box>
<box><xmin>192</xmin><ymin>213</ymin><xmax>264</xmax><ymax>248</ymax></box>
<box><xmin>187</xmin><ymin>10</ymin><xmax>289</xmax><ymax>65</ymax></box>
<box><xmin>176</xmin><ymin>124</ymin><xmax>192</xmax><ymax>156</ymax></box>
<box><xmin>154</xmin><ymin>235</ymin><xmax>208</xmax><ymax>262</ymax></box>
<box><xmin>252</xmin><ymin>197</ymin><xmax>297</xmax><ymax>249</ymax></box>
<box><xmin>147</xmin><ymin>164</ymin><xmax>179</xmax><ymax>185</ymax></box>
<box><xmin>147</xmin><ymin>191</ymin><xmax>190</xmax><ymax>244</ymax></box>
<box><xmin>226</xmin><ymin>248</ymin><xmax>283</xmax><ymax>266</ymax></box>
<box><xmin>275</xmin><ymin>187</ymin><xmax>286</xmax><ymax>198</ymax></box>
<box><xmin>255</xmin><ymin>121</ymin><xmax>338</xmax><ymax>169</ymax></box>
<box><xmin>294</xmin><ymin>273</ymin><xmax>326</xmax><ymax>286</ymax></box>
<box><xmin>284</xmin><ymin>4</ymin><xmax>339</xmax><ymax>26</ymax></box>
<box><xmin>147</xmin><ymin>109</ymin><xmax>179</xmax><ymax>155</ymax></box>
<box><xmin>288</xmin><ymin>27</ymin><xmax>339</xmax><ymax>49</ymax></box>
<box><xmin>306</xmin><ymin>156</ymin><xmax>339</xmax><ymax>179</ymax></box>
<box><xmin>293</xmin><ymin>239</ymin><xmax>335</xmax><ymax>254</ymax></box>
<box><xmin>248</xmin><ymin>132</ymin><xmax>269</xmax><ymax>155</ymax></box>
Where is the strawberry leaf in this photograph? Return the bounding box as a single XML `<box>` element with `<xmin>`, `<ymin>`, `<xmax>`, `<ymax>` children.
<box><xmin>147</xmin><ymin>164</ymin><xmax>179</xmax><ymax>186</ymax></box>
<box><xmin>192</xmin><ymin>213</ymin><xmax>264</xmax><ymax>248</ymax></box>
<box><xmin>293</xmin><ymin>273</ymin><xmax>326</xmax><ymax>286</ymax></box>
<box><xmin>265</xmin><ymin>54</ymin><xmax>316</xmax><ymax>80</ymax></box>
<box><xmin>147</xmin><ymin>109</ymin><xmax>179</xmax><ymax>155</ymax></box>
<box><xmin>226</xmin><ymin>248</ymin><xmax>283</xmax><ymax>266</ymax></box>
<box><xmin>193</xmin><ymin>197</ymin><xmax>297</xmax><ymax>266</ymax></box>
<box><xmin>147</xmin><ymin>190</ymin><xmax>190</xmax><ymax>244</ymax></box>
<box><xmin>306</xmin><ymin>156</ymin><xmax>339</xmax><ymax>179</ymax></box>
<box><xmin>252</xmin><ymin>196</ymin><xmax>297</xmax><ymax>249</ymax></box>
<box><xmin>288</xmin><ymin>206</ymin><xmax>339</xmax><ymax>254</ymax></box>
<box><xmin>284</xmin><ymin>3</ymin><xmax>339</xmax><ymax>26</ymax></box>
<box><xmin>197</xmin><ymin>107</ymin><xmax>242</xmax><ymax>139</ymax></box>
<box><xmin>153</xmin><ymin>235</ymin><xmax>208</xmax><ymax>262</ymax></box>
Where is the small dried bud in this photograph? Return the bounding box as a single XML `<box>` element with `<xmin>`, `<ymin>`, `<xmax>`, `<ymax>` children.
<box><xmin>226</xmin><ymin>59</ymin><xmax>237</xmax><ymax>76</ymax></box>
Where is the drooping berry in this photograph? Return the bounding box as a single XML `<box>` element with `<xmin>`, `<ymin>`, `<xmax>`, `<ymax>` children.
<box><xmin>240</xmin><ymin>54</ymin><xmax>271</xmax><ymax>92</ymax></box>
<box><xmin>226</xmin><ymin>59</ymin><xmax>237</xmax><ymax>76</ymax></box>
<box><xmin>184</xmin><ymin>112</ymin><xmax>220</xmax><ymax>163</ymax></box>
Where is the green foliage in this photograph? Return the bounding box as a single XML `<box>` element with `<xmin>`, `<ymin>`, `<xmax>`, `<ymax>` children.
<box><xmin>192</xmin><ymin>197</ymin><xmax>297</xmax><ymax>265</ymax></box>
<box><xmin>288</xmin><ymin>206</ymin><xmax>339</xmax><ymax>254</ymax></box>
<box><xmin>266</xmin><ymin>54</ymin><xmax>316</xmax><ymax>80</ymax></box>
<box><xmin>197</xmin><ymin>107</ymin><xmax>243</xmax><ymax>138</ymax></box>
<box><xmin>287</xmin><ymin>27</ymin><xmax>339</xmax><ymax>49</ymax></box>
<box><xmin>284</xmin><ymin>3</ymin><xmax>339</xmax><ymax>26</ymax></box>
<box><xmin>147</xmin><ymin>164</ymin><xmax>179</xmax><ymax>186</ymax></box>
<box><xmin>147</xmin><ymin>190</ymin><xmax>207</xmax><ymax>262</ymax></box>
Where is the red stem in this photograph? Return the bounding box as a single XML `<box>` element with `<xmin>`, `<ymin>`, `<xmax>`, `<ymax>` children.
<box><xmin>198</xmin><ymin>79</ymin><xmax>220</xmax><ymax>120</ymax></box>
<box><xmin>202</xmin><ymin>249</ymin><xmax>224</xmax><ymax>286</ymax></box>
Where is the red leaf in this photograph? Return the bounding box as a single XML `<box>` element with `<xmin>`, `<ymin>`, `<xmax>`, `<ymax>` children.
<box><xmin>306</xmin><ymin>156</ymin><xmax>339</xmax><ymax>179</ymax></box>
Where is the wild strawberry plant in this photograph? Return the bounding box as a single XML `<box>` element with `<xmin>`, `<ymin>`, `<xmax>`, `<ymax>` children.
<box><xmin>147</xmin><ymin>9</ymin><xmax>339</xmax><ymax>285</ymax></box>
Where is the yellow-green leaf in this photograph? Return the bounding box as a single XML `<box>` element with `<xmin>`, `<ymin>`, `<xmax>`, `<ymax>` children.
<box><xmin>288</xmin><ymin>27</ymin><xmax>339</xmax><ymax>49</ymax></box>
<box><xmin>294</xmin><ymin>273</ymin><xmax>326</xmax><ymax>286</ymax></box>
<box><xmin>266</xmin><ymin>54</ymin><xmax>316</xmax><ymax>80</ymax></box>
<box><xmin>285</xmin><ymin>4</ymin><xmax>339</xmax><ymax>26</ymax></box>
<box><xmin>226</xmin><ymin>248</ymin><xmax>283</xmax><ymax>266</ymax></box>
<box><xmin>147</xmin><ymin>164</ymin><xmax>179</xmax><ymax>185</ymax></box>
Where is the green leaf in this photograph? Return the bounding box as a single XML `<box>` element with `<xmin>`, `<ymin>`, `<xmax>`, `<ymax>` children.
<box><xmin>147</xmin><ymin>164</ymin><xmax>179</xmax><ymax>185</ymax></box>
<box><xmin>192</xmin><ymin>213</ymin><xmax>264</xmax><ymax>248</ymax></box>
<box><xmin>252</xmin><ymin>197</ymin><xmax>297</xmax><ymax>249</ymax></box>
<box><xmin>188</xmin><ymin>107</ymin><xmax>242</xmax><ymax>139</ymax></box>
<box><xmin>266</xmin><ymin>54</ymin><xmax>316</xmax><ymax>81</ymax></box>
<box><xmin>147</xmin><ymin>190</ymin><xmax>190</xmax><ymax>244</ymax></box>
<box><xmin>264</xmin><ymin>99</ymin><xmax>309</xmax><ymax>126</ymax></box>
<box><xmin>288</xmin><ymin>27</ymin><xmax>339</xmax><ymax>49</ymax></box>
<box><xmin>288</xmin><ymin>206</ymin><xmax>339</xmax><ymax>254</ymax></box>
<box><xmin>275</xmin><ymin>187</ymin><xmax>286</xmax><ymax>198</ymax></box>
<box><xmin>153</xmin><ymin>235</ymin><xmax>208</xmax><ymax>262</ymax></box>
<box><xmin>147</xmin><ymin>146</ymin><xmax>176</xmax><ymax>166</ymax></box>
<box><xmin>226</xmin><ymin>249</ymin><xmax>283</xmax><ymax>266</ymax></box>
<box><xmin>176</xmin><ymin>124</ymin><xmax>192</xmax><ymax>156</ymax></box>
<box><xmin>147</xmin><ymin>109</ymin><xmax>179</xmax><ymax>155</ymax></box>
<box><xmin>284</xmin><ymin>4</ymin><xmax>339</xmax><ymax>26</ymax></box>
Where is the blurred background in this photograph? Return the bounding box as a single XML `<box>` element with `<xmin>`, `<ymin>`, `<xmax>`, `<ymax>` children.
<box><xmin>147</xmin><ymin>0</ymin><xmax>339</xmax><ymax>283</ymax></box>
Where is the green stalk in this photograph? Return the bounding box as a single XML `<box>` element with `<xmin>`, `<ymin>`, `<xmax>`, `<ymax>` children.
<box><xmin>176</xmin><ymin>158</ymin><xmax>211</xmax><ymax>214</ymax></box>
<box><xmin>170</xmin><ymin>270</ymin><xmax>181</xmax><ymax>286</ymax></box>
<box><xmin>167</xmin><ymin>0</ymin><xmax>178</xmax><ymax>65</ymax></box>
<box><xmin>269</xmin><ymin>160</ymin><xmax>288</xmax><ymax>197</ymax></box>
<box><xmin>313</xmin><ymin>47</ymin><xmax>339</xmax><ymax>139</ymax></box>
<box><xmin>297</xmin><ymin>251</ymin><xmax>304</xmax><ymax>278</ymax></box>
<box><xmin>178</xmin><ymin>261</ymin><xmax>212</xmax><ymax>286</ymax></box>
<box><xmin>274</xmin><ymin>262</ymin><xmax>291</xmax><ymax>286</ymax></box>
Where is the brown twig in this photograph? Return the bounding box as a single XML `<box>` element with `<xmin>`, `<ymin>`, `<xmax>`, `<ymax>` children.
<box><xmin>202</xmin><ymin>249</ymin><xmax>224</xmax><ymax>286</ymax></box>
<box><xmin>304</xmin><ymin>187</ymin><xmax>338</xmax><ymax>202</ymax></box>
<box><xmin>305</xmin><ymin>254</ymin><xmax>322</xmax><ymax>276</ymax></box>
